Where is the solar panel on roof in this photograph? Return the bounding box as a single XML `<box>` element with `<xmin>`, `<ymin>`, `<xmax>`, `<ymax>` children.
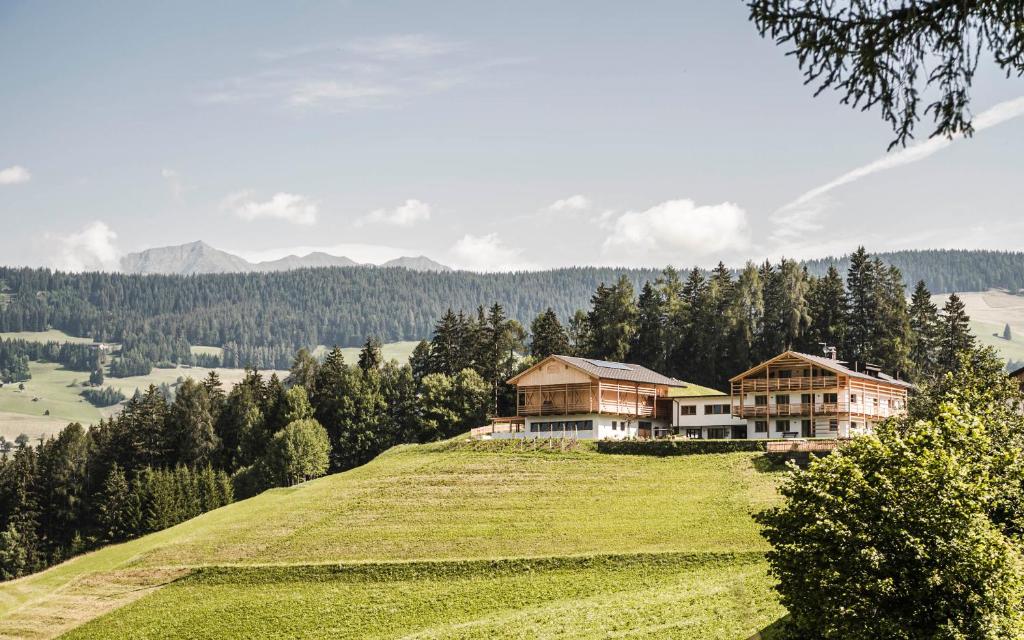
<box><xmin>584</xmin><ymin>358</ymin><xmax>632</xmax><ymax>370</ymax></box>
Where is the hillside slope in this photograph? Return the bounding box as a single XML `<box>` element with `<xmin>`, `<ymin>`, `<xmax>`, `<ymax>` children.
<box><xmin>0</xmin><ymin>441</ymin><xmax>783</xmax><ymax>639</ymax></box>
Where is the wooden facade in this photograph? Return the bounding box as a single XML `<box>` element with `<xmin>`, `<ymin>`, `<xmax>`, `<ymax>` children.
<box><xmin>508</xmin><ymin>356</ymin><xmax>674</xmax><ymax>419</ymax></box>
<box><xmin>729</xmin><ymin>352</ymin><xmax>910</xmax><ymax>433</ymax></box>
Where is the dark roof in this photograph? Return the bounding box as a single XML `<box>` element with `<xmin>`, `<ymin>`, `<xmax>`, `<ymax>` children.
<box><xmin>548</xmin><ymin>355</ymin><xmax>688</xmax><ymax>387</ymax></box>
<box><xmin>1011</xmin><ymin>365</ymin><xmax>1024</xmax><ymax>379</ymax></box>
<box><xmin>790</xmin><ymin>351</ymin><xmax>915</xmax><ymax>388</ymax></box>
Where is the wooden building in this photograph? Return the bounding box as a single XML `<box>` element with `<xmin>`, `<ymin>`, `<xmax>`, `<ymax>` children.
<box><xmin>1011</xmin><ymin>365</ymin><xmax>1024</xmax><ymax>392</ymax></box>
<box><xmin>729</xmin><ymin>350</ymin><xmax>912</xmax><ymax>439</ymax></box>
<box><xmin>489</xmin><ymin>355</ymin><xmax>688</xmax><ymax>439</ymax></box>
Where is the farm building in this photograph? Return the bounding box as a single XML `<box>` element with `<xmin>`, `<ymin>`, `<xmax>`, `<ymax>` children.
<box><xmin>729</xmin><ymin>350</ymin><xmax>912</xmax><ymax>439</ymax></box>
<box><xmin>1011</xmin><ymin>364</ymin><xmax>1024</xmax><ymax>392</ymax></box>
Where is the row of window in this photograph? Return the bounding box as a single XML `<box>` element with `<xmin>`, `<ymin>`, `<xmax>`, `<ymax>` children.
<box><xmin>678</xmin><ymin>404</ymin><xmax>731</xmax><ymax>416</ymax></box>
<box><xmin>753</xmin><ymin>419</ymin><xmax>840</xmax><ymax>433</ymax></box>
<box><xmin>529</xmin><ymin>420</ymin><xmax>594</xmax><ymax>433</ymax></box>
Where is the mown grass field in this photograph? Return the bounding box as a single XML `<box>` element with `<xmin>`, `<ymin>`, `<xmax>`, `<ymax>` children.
<box><xmin>313</xmin><ymin>340</ymin><xmax>421</xmax><ymax>364</ymax></box>
<box><xmin>0</xmin><ymin>359</ymin><xmax>285</xmax><ymax>441</ymax></box>
<box><xmin>0</xmin><ymin>442</ymin><xmax>785</xmax><ymax>639</ymax></box>
<box><xmin>934</xmin><ymin>290</ymin><xmax>1024</xmax><ymax>364</ymax></box>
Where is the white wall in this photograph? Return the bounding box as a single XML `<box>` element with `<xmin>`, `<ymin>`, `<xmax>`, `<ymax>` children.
<box><xmin>672</xmin><ymin>396</ymin><xmax>746</xmax><ymax>439</ymax></box>
<box><xmin>490</xmin><ymin>414</ymin><xmax>668</xmax><ymax>440</ymax></box>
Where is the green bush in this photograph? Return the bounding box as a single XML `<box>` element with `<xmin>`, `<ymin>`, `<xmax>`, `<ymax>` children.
<box><xmin>596</xmin><ymin>440</ymin><xmax>767</xmax><ymax>456</ymax></box>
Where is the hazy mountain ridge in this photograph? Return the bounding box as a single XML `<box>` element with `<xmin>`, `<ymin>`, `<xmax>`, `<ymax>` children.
<box><xmin>121</xmin><ymin>241</ymin><xmax>451</xmax><ymax>275</ymax></box>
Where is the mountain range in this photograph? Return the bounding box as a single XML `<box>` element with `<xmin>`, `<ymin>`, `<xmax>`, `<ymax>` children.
<box><xmin>120</xmin><ymin>241</ymin><xmax>451</xmax><ymax>275</ymax></box>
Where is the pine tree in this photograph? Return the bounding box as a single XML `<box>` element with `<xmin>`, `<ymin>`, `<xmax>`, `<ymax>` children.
<box><xmin>529</xmin><ymin>308</ymin><xmax>569</xmax><ymax>360</ymax></box>
<box><xmin>804</xmin><ymin>265</ymin><xmax>847</xmax><ymax>354</ymax></box>
<box><xmin>409</xmin><ymin>340</ymin><xmax>431</xmax><ymax>383</ymax></box>
<box><xmin>908</xmin><ymin>280</ymin><xmax>941</xmax><ymax>380</ymax></box>
<box><xmin>937</xmin><ymin>293</ymin><xmax>976</xmax><ymax>371</ymax></box>
<box><xmin>629</xmin><ymin>282</ymin><xmax>666</xmax><ymax>371</ymax></box>
<box><xmin>587</xmin><ymin>276</ymin><xmax>638</xmax><ymax>362</ymax></box>
<box><xmin>566</xmin><ymin>310</ymin><xmax>591</xmax><ymax>357</ymax></box>
<box><xmin>668</xmin><ymin>267</ymin><xmax>708</xmax><ymax>381</ymax></box>
<box><xmin>97</xmin><ymin>463</ymin><xmax>140</xmax><ymax>541</ymax></box>
<box><xmin>871</xmin><ymin>262</ymin><xmax>912</xmax><ymax>375</ymax></box>
<box><xmin>357</xmin><ymin>336</ymin><xmax>383</xmax><ymax>372</ymax></box>
<box><xmin>429</xmin><ymin>309</ymin><xmax>462</xmax><ymax>376</ymax></box>
<box><xmin>844</xmin><ymin>246</ymin><xmax>878</xmax><ymax>364</ymax></box>
<box><xmin>1004</xmin><ymin>323</ymin><xmax>1013</xmax><ymax>341</ymax></box>
<box><xmin>167</xmin><ymin>379</ymin><xmax>218</xmax><ymax>467</ymax></box>
<box><xmin>728</xmin><ymin>262</ymin><xmax>764</xmax><ymax>376</ymax></box>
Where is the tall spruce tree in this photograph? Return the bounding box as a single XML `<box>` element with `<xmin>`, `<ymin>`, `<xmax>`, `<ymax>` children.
<box><xmin>938</xmin><ymin>293</ymin><xmax>976</xmax><ymax>371</ymax></box>
<box><xmin>844</xmin><ymin>246</ymin><xmax>878</xmax><ymax>364</ymax></box>
<box><xmin>908</xmin><ymin>280</ymin><xmax>941</xmax><ymax>381</ymax></box>
<box><xmin>629</xmin><ymin>282</ymin><xmax>666</xmax><ymax>371</ymax></box>
<box><xmin>529</xmin><ymin>308</ymin><xmax>570</xmax><ymax>360</ymax></box>
<box><xmin>803</xmin><ymin>265</ymin><xmax>847</xmax><ymax>354</ymax></box>
<box><xmin>357</xmin><ymin>336</ymin><xmax>383</xmax><ymax>372</ymax></box>
<box><xmin>586</xmin><ymin>276</ymin><xmax>637</xmax><ymax>362</ymax></box>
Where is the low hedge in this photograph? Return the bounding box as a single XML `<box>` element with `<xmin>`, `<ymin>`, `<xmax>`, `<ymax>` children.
<box><xmin>596</xmin><ymin>439</ymin><xmax>767</xmax><ymax>456</ymax></box>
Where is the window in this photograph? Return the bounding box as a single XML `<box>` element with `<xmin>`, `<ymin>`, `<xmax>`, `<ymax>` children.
<box><xmin>778</xmin><ymin>369</ymin><xmax>792</xmax><ymax>378</ymax></box>
<box><xmin>708</xmin><ymin>427</ymin><xmax>729</xmax><ymax>439</ymax></box>
<box><xmin>851</xmin><ymin>393</ymin><xmax>858</xmax><ymax>403</ymax></box>
<box><xmin>686</xmin><ymin>429</ymin><xmax>702</xmax><ymax>439</ymax></box>
<box><xmin>775</xmin><ymin>419</ymin><xmax>789</xmax><ymax>432</ymax></box>
<box><xmin>801</xmin><ymin>419</ymin><xmax>812</xmax><ymax>435</ymax></box>
<box><xmin>680</xmin><ymin>405</ymin><xmax>697</xmax><ymax>416</ymax></box>
<box><xmin>754</xmin><ymin>421</ymin><xmax>768</xmax><ymax>433</ymax></box>
<box><xmin>823</xmin><ymin>393</ymin><xmax>838</xmax><ymax>404</ymax></box>
<box><xmin>801</xmin><ymin>393</ymin><xmax>812</xmax><ymax>405</ymax></box>
<box><xmin>754</xmin><ymin>395</ymin><xmax>768</xmax><ymax>406</ymax></box>
<box><xmin>775</xmin><ymin>394</ymin><xmax>790</xmax><ymax>405</ymax></box>
<box><xmin>829</xmin><ymin>419</ymin><xmax>838</xmax><ymax>431</ymax></box>
<box><xmin>703</xmin><ymin>403</ymin><xmax>731</xmax><ymax>415</ymax></box>
<box><xmin>612</xmin><ymin>421</ymin><xmax>617</xmax><ymax>430</ymax></box>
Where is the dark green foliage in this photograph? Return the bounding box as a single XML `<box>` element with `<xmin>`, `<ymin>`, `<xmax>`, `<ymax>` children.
<box><xmin>357</xmin><ymin>336</ymin><xmax>383</xmax><ymax>372</ymax></box>
<box><xmin>1004</xmin><ymin>323</ymin><xmax>1013</xmax><ymax>341</ymax></box>
<box><xmin>80</xmin><ymin>386</ymin><xmax>125</xmax><ymax>407</ymax></box>
<box><xmin>529</xmin><ymin>308</ymin><xmax>570</xmax><ymax>360</ymax></box>
<box><xmin>265</xmin><ymin>418</ymin><xmax>331</xmax><ymax>486</ymax></box>
<box><xmin>96</xmin><ymin>464</ymin><xmax>140</xmax><ymax>543</ymax></box>
<box><xmin>908</xmin><ymin>280</ymin><xmax>941</xmax><ymax>380</ymax></box>
<box><xmin>596</xmin><ymin>440</ymin><xmax>767</xmax><ymax>456</ymax></box>
<box><xmin>749</xmin><ymin>0</ymin><xmax>1024</xmax><ymax>149</ymax></box>
<box><xmin>758</xmin><ymin>347</ymin><xmax>1024</xmax><ymax>639</ymax></box>
<box><xmin>586</xmin><ymin>275</ymin><xmax>638</xmax><ymax>362</ymax></box>
<box><xmin>938</xmin><ymin>292</ymin><xmax>976</xmax><ymax>371</ymax></box>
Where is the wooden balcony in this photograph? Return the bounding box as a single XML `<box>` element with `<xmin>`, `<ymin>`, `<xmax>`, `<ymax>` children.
<box><xmin>733</xmin><ymin>402</ymin><xmax>849</xmax><ymax>418</ymax></box>
<box><xmin>516</xmin><ymin>381</ymin><xmax>658</xmax><ymax>418</ymax></box>
<box><xmin>737</xmin><ymin>375</ymin><xmax>840</xmax><ymax>393</ymax></box>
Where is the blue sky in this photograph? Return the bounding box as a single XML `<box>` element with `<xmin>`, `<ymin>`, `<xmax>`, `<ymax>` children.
<box><xmin>1</xmin><ymin>1</ymin><xmax>1022</xmax><ymax>271</ymax></box>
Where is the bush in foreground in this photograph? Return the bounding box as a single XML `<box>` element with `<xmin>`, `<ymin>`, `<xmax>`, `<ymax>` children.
<box><xmin>758</xmin><ymin>351</ymin><xmax>1024</xmax><ymax>639</ymax></box>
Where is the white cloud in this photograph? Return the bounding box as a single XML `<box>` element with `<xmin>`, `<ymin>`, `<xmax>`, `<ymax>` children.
<box><xmin>602</xmin><ymin>199</ymin><xmax>750</xmax><ymax>255</ymax></box>
<box><xmin>448</xmin><ymin>233</ymin><xmax>533</xmax><ymax>272</ymax></box>
<box><xmin>49</xmin><ymin>221</ymin><xmax>121</xmax><ymax>272</ymax></box>
<box><xmin>772</xmin><ymin>95</ymin><xmax>1024</xmax><ymax>246</ymax></box>
<box><xmin>347</xmin><ymin>34</ymin><xmax>460</xmax><ymax>60</ymax></box>
<box><xmin>287</xmin><ymin>81</ymin><xmax>398</xmax><ymax>108</ymax></box>
<box><xmin>161</xmin><ymin>168</ymin><xmax>186</xmax><ymax>202</ymax></box>
<box><xmin>0</xmin><ymin>165</ymin><xmax>31</xmax><ymax>185</ymax></box>
<box><xmin>357</xmin><ymin>199</ymin><xmax>432</xmax><ymax>227</ymax></box>
<box><xmin>222</xmin><ymin>191</ymin><xmax>318</xmax><ymax>225</ymax></box>
<box><xmin>546</xmin><ymin>194</ymin><xmax>591</xmax><ymax>212</ymax></box>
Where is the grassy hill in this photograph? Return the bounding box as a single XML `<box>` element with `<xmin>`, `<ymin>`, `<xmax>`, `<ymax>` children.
<box><xmin>0</xmin><ymin>440</ymin><xmax>784</xmax><ymax>639</ymax></box>
<box><xmin>933</xmin><ymin>290</ymin><xmax>1024</xmax><ymax>365</ymax></box>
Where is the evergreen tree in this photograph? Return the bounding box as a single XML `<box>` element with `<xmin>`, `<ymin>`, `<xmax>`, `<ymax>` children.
<box><xmin>1004</xmin><ymin>323</ymin><xmax>1013</xmax><ymax>341</ymax></box>
<box><xmin>96</xmin><ymin>463</ymin><xmax>141</xmax><ymax>542</ymax></box>
<box><xmin>429</xmin><ymin>309</ymin><xmax>463</xmax><ymax>376</ymax></box>
<box><xmin>844</xmin><ymin>246</ymin><xmax>878</xmax><ymax>364</ymax></box>
<box><xmin>409</xmin><ymin>340</ymin><xmax>431</xmax><ymax>383</ymax></box>
<box><xmin>668</xmin><ymin>267</ymin><xmax>708</xmax><ymax>382</ymax></box>
<box><xmin>908</xmin><ymin>280</ymin><xmax>941</xmax><ymax>380</ymax></box>
<box><xmin>804</xmin><ymin>265</ymin><xmax>847</xmax><ymax>353</ymax></box>
<box><xmin>870</xmin><ymin>262</ymin><xmax>912</xmax><ymax>375</ymax></box>
<box><xmin>357</xmin><ymin>336</ymin><xmax>383</xmax><ymax>372</ymax></box>
<box><xmin>728</xmin><ymin>262</ymin><xmax>764</xmax><ymax>376</ymax></box>
<box><xmin>629</xmin><ymin>283</ymin><xmax>666</xmax><ymax>371</ymax></box>
<box><xmin>586</xmin><ymin>275</ymin><xmax>637</xmax><ymax>362</ymax></box>
<box><xmin>938</xmin><ymin>293</ymin><xmax>976</xmax><ymax>371</ymax></box>
<box><xmin>166</xmin><ymin>379</ymin><xmax>218</xmax><ymax>467</ymax></box>
<box><xmin>285</xmin><ymin>348</ymin><xmax>319</xmax><ymax>391</ymax></box>
<box><xmin>566</xmin><ymin>310</ymin><xmax>591</xmax><ymax>357</ymax></box>
<box><xmin>529</xmin><ymin>308</ymin><xmax>569</xmax><ymax>360</ymax></box>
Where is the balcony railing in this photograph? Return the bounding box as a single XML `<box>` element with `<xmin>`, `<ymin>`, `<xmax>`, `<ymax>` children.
<box><xmin>738</xmin><ymin>376</ymin><xmax>840</xmax><ymax>393</ymax></box>
<box><xmin>733</xmin><ymin>402</ymin><xmax>849</xmax><ymax>418</ymax></box>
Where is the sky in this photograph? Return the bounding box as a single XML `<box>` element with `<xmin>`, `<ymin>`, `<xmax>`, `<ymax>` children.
<box><xmin>1</xmin><ymin>1</ymin><xmax>1023</xmax><ymax>272</ymax></box>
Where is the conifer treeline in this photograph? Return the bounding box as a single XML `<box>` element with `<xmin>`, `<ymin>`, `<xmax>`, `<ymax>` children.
<box><xmin>0</xmin><ymin>248</ymin><xmax>1018</xmax><ymax>370</ymax></box>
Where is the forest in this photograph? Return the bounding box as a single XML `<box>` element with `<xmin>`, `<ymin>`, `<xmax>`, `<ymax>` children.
<box><xmin>0</xmin><ymin>248</ymin><xmax>1020</xmax><ymax>371</ymax></box>
<box><xmin>0</xmin><ymin>247</ymin><xmax>988</xmax><ymax>580</ymax></box>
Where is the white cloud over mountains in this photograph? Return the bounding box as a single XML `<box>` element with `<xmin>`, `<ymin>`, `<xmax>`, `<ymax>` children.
<box><xmin>602</xmin><ymin>199</ymin><xmax>750</xmax><ymax>257</ymax></box>
<box><xmin>449</xmin><ymin>233</ymin><xmax>534</xmax><ymax>272</ymax></box>
<box><xmin>222</xmin><ymin>191</ymin><xmax>319</xmax><ymax>225</ymax></box>
<box><xmin>49</xmin><ymin>221</ymin><xmax>121</xmax><ymax>272</ymax></box>
<box><xmin>0</xmin><ymin>165</ymin><xmax>31</xmax><ymax>185</ymax></box>
<box><xmin>357</xmin><ymin>199</ymin><xmax>432</xmax><ymax>227</ymax></box>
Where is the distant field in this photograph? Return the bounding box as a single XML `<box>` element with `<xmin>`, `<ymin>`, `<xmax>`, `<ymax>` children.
<box><xmin>313</xmin><ymin>340</ymin><xmax>420</xmax><ymax>364</ymax></box>
<box><xmin>189</xmin><ymin>345</ymin><xmax>224</xmax><ymax>357</ymax></box>
<box><xmin>0</xmin><ymin>329</ymin><xmax>99</xmax><ymax>345</ymax></box>
<box><xmin>0</xmin><ymin>360</ymin><xmax>286</xmax><ymax>441</ymax></box>
<box><xmin>0</xmin><ymin>443</ymin><xmax>785</xmax><ymax>639</ymax></box>
<box><xmin>934</xmin><ymin>290</ymin><xmax>1024</xmax><ymax>364</ymax></box>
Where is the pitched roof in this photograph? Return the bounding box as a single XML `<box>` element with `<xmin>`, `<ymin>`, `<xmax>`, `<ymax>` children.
<box><xmin>508</xmin><ymin>354</ymin><xmax>687</xmax><ymax>387</ymax></box>
<box><xmin>1010</xmin><ymin>365</ymin><xmax>1024</xmax><ymax>379</ymax></box>
<box><xmin>730</xmin><ymin>350</ymin><xmax>914</xmax><ymax>389</ymax></box>
<box><xmin>664</xmin><ymin>383</ymin><xmax>728</xmax><ymax>398</ymax></box>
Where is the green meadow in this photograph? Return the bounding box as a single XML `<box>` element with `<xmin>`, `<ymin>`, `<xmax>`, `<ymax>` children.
<box><xmin>0</xmin><ymin>442</ymin><xmax>785</xmax><ymax>639</ymax></box>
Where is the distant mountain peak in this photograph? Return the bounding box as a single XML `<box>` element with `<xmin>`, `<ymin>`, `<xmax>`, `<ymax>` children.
<box><xmin>120</xmin><ymin>242</ymin><xmax>450</xmax><ymax>275</ymax></box>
